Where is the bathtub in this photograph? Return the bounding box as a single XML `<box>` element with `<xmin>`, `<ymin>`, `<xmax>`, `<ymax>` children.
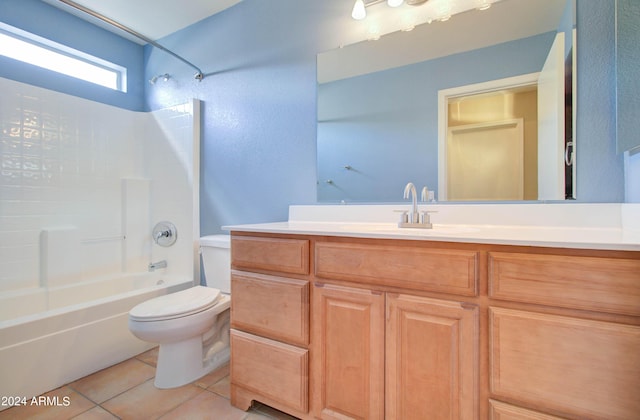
<box><xmin>0</xmin><ymin>273</ymin><xmax>193</xmax><ymax>404</ymax></box>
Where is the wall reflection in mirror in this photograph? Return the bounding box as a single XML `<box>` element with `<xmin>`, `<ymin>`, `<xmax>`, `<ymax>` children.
<box><xmin>317</xmin><ymin>0</ymin><xmax>575</xmax><ymax>203</ymax></box>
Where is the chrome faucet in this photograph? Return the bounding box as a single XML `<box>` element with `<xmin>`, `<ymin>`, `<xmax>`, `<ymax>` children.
<box><xmin>397</xmin><ymin>182</ymin><xmax>433</xmax><ymax>229</ymax></box>
<box><xmin>148</xmin><ymin>260</ymin><xmax>167</xmax><ymax>271</ymax></box>
<box><xmin>403</xmin><ymin>182</ymin><xmax>419</xmax><ymax>223</ymax></box>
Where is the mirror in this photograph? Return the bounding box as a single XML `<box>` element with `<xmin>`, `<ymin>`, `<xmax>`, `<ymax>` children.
<box><xmin>317</xmin><ymin>0</ymin><xmax>575</xmax><ymax>203</ymax></box>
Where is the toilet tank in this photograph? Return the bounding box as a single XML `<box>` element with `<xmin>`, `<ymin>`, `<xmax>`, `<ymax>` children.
<box><xmin>200</xmin><ymin>235</ymin><xmax>231</xmax><ymax>294</ymax></box>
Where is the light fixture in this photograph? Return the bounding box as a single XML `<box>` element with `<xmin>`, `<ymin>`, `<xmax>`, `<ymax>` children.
<box><xmin>348</xmin><ymin>0</ymin><xmax>501</xmax><ymax>44</ymax></box>
<box><xmin>351</xmin><ymin>0</ymin><xmax>367</xmax><ymax>20</ymax></box>
<box><xmin>350</xmin><ymin>0</ymin><xmax>500</xmax><ymax>22</ymax></box>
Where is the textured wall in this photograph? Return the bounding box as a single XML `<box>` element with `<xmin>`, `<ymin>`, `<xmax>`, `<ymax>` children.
<box><xmin>575</xmin><ymin>0</ymin><xmax>625</xmax><ymax>202</ymax></box>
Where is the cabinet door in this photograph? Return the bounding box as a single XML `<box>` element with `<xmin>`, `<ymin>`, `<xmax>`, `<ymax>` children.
<box><xmin>312</xmin><ymin>283</ymin><xmax>385</xmax><ymax>420</ymax></box>
<box><xmin>386</xmin><ymin>294</ymin><xmax>479</xmax><ymax>420</ymax></box>
<box><xmin>490</xmin><ymin>307</ymin><xmax>640</xmax><ymax>419</ymax></box>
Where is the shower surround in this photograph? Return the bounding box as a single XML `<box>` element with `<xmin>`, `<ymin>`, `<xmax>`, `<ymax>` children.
<box><xmin>0</xmin><ymin>77</ymin><xmax>200</xmax><ymax>401</ymax></box>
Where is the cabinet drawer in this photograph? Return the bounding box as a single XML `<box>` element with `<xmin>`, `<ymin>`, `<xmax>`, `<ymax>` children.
<box><xmin>231</xmin><ymin>329</ymin><xmax>308</xmax><ymax>413</ymax></box>
<box><xmin>489</xmin><ymin>252</ymin><xmax>640</xmax><ymax>315</ymax></box>
<box><xmin>315</xmin><ymin>241</ymin><xmax>479</xmax><ymax>296</ymax></box>
<box><xmin>489</xmin><ymin>400</ymin><xmax>563</xmax><ymax>420</ymax></box>
<box><xmin>231</xmin><ymin>271</ymin><xmax>309</xmax><ymax>346</ymax></box>
<box><xmin>231</xmin><ymin>236</ymin><xmax>309</xmax><ymax>275</ymax></box>
<box><xmin>490</xmin><ymin>307</ymin><xmax>640</xmax><ymax>419</ymax></box>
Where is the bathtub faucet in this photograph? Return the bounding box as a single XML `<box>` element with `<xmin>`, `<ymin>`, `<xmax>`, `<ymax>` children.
<box><xmin>149</xmin><ymin>260</ymin><xmax>167</xmax><ymax>271</ymax></box>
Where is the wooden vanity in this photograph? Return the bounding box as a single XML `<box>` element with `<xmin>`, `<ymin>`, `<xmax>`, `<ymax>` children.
<box><xmin>228</xmin><ymin>230</ymin><xmax>640</xmax><ymax>420</ymax></box>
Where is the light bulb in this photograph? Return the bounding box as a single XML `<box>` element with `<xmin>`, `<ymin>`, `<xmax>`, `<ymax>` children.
<box><xmin>352</xmin><ymin>0</ymin><xmax>366</xmax><ymax>20</ymax></box>
<box><xmin>387</xmin><ymin>0</ymin><xmax>404</xmax><ymax>7</ymax></box>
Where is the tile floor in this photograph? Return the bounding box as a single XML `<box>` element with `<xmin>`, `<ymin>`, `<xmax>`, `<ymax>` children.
<box><xmin>0</xmin><ymin>347</ymin><xmax>298</xmax><ymax>420</ymax></box>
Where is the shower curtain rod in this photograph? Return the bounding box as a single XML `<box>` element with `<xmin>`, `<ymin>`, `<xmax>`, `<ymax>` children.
<box><xmin>56</xmin><ymin>0</ymin><xmax>205</xmax><ymax>81</ymax></box>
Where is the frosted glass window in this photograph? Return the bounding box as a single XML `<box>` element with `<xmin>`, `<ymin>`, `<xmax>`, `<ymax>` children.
<box><xmin>0</xmin><ymin>23</ymin><xmax>126</xmax><ymax>92</ymax></box>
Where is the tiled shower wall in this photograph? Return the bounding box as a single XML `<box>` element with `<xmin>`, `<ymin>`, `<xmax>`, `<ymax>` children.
<box><xmin>0</xmin><ymin>77</ymin><xmax>197</xmax><ymax>300</ymax></box>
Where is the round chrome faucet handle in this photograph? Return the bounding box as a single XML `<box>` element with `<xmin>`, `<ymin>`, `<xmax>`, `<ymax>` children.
<box><xmin>152</xmin><ymin>221</ymin><xmax>177</xmax><ymax>247</ymax></box>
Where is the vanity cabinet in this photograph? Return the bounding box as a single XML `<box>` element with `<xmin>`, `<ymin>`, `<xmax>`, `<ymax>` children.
<box><xmin>229</xmin><ymin>231</ymin><xmax>640</xmax><ymax>420</ymax></box>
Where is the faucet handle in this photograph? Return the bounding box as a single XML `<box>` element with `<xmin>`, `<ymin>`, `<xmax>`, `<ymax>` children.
<box><xmin>420</xmin><ymin>210</ymin><xmax>438</xmax><ymax>224</ymax></box>
<box><xmin>394</xmin><ymin>209</ymin><xmax>409</xmax><ymax>224</ymax></box>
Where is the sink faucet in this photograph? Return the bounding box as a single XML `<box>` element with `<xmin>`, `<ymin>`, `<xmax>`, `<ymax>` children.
<box><xmin>398</xmin><ymin>182</ymin><xmax>433</xmax><ymax>229</ymax></box>
<box><xmin>149</xmin><ymin>260</ymin><xmax>167</xmax><ymax>271</ymax></box>
<box><xmin>403</xmin><ymin>182</ymin><xmax>418</xmax><ymax>223</ymax></box>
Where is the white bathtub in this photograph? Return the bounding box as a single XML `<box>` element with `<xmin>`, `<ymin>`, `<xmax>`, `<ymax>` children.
<box><xmin>0</xmin><ymin>273</ymin><xmax>193</xmax><ymax>404</ymax></box>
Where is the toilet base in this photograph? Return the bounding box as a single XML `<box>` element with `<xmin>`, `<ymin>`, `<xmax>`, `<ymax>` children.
<box><xmin>154</xmin><ymin>336</ymin><xmax>230</xmax><ymax>389</ymax></box>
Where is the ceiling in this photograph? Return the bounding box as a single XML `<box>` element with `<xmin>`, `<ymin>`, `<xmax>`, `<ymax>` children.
<box><xmin>43</xmin><ymin>0</ymin><xmax>242</xmax><ymax>42</ymax></box>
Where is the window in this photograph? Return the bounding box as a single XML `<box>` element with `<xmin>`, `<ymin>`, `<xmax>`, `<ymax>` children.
<box><xmin>0</xmin><ymin>23</ymin><xmax>126</xmax><ymax>92</ymax></box>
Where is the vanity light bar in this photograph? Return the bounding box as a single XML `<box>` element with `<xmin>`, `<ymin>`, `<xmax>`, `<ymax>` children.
<box><xmin>352</xmin><ymin>0</ymin><xmax>497</xmax><ymax>22</ymax></box>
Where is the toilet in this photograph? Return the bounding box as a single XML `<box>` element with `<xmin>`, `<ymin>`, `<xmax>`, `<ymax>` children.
<box><xmin>128</xmin><ymin>234</ymin><xmax>231</xmax><ymax>389</ymax></box>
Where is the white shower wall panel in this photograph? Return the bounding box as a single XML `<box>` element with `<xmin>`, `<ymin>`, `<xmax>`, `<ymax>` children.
<box><xmin>0</xmin><ymin>78</ymin><xmax>139</xmax><ymax>293</ymax></box>
<box><xmin>0</xmin><ymin>77</ymin><xmax>198</xmax><ymax>298</ymax></box>
<box><xmin>145</xmin><ymin>101</ymin><xmax>200</xmax><ymax>281</ymax></box>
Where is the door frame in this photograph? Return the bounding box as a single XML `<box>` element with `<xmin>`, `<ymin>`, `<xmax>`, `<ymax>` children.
<box><xmin>437</xmin><ymin>73</ymin><xmax>539</xmax><ymax>201</ymax></box>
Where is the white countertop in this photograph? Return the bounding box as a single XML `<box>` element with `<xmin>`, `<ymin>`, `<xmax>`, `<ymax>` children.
<box><xmin>223</xmin><ymin>203</ymin><xmax>640</xmax><ymax>251</ymax></box>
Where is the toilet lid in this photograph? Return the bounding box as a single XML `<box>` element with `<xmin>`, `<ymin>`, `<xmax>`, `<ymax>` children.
<box><xmin>129</xmin><ymin>285</ymin><xmax>221</xmax><ymax>321</ymax></box>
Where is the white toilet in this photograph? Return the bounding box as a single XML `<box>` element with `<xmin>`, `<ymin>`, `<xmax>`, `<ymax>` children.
<box><xmin>128</xmin><ymin>234</ymin><xmax>231</xmax><ymax>389</ymax></box>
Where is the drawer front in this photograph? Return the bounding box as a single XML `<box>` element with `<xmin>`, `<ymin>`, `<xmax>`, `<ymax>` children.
<box><xmin>315</xmin><ymin>241</ymin><xmax>479</xmax><ymax>296</ymax></box>
<box><xmin>489</xmin><ymin>252</ymin><xmax>640</xmax><ymax>316</ymax></box>
<box><xmin>231</xmin><ymin>271</ymin><xmax>309</xmax><ymax>346</ymax></box>
<box><xmin>489</xmin><ymin>400</ymin><xmax>563</xmax><ymax>420</ymax></box>
<box><xmin>490</xmin><ymin>307</ymin><xmax>640</xmax><ymax>419</ymax></box>
<box><xmin>231</xmin><ymin>236</ymin><xmax>309</xmax><ymax>275</ymax></box>
<box><xmin>231</xmin><ymin>329</ymin><xmax>308</xmax><ymax>413</ymax></box>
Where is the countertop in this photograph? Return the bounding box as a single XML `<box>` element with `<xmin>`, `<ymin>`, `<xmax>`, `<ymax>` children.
<box><xmin>223</xmin><ymin>220</ymin><xmax>640</xmax><ymax>251</ymax></box>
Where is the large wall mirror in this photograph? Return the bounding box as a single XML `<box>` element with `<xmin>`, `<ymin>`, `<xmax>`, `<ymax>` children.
<box><xmin>317</xmin><ymin>0</ymin><xmax>576</xmax><ymax>203</ymax></box>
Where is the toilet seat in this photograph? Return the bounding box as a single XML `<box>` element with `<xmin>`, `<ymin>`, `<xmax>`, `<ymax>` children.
<box><xmin>129</xmin><ymin>286</ymin><xmax>222</xmax><ymax>322</ymax></box>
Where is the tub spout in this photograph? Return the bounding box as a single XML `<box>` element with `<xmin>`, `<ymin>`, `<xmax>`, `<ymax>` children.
<box><xmin>149</xmin><ymin>260</ymin><xmax>167</xmax><ymax>271</ymax></box>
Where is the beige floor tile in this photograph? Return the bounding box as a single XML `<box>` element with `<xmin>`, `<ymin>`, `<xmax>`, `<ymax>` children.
<box><xmin>194</xmin><ymin>363</ymin><xmax>230</xmax><ymax>389</ymax></box>
<box><xmin>159</xmin><ymin>390</ymin><xmax>250</xmax><ymax>420</ymax></box>
<box><xmin>0</xmin><ymin>386</ymin><xmax>95</xmax><ymax>420</ymax></box>
<box><xmin>135</xmin><ymin>346</ymin><xmax>159</xmax><ymax>367</ymax></box>
<box><xmin>101</xmin><ymin>379</ymin><xmax>203</xmax><ymax>419</ymax></box>
<box><xmin>69</xmin><ymin>358</ymin><xmax>155</xmax><ymax>404</ymax></box>
<box><xmin>207</xmin><ymin>375</ymin><xmax>231</xmax><ymax>399</ymax></box>
<box><xmin>71</xmin><ymin>405</ymin><xmax>119</xmax><ymax>419</ymax></box>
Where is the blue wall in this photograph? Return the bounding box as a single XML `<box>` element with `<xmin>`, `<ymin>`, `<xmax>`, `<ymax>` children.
<box><xmin>0</xmin><ymin>0</ymin><xmax>145</xmax><ymax>111</ymax></box>
<box><xmin>576</xmin><ymin>0</ymin><xmax>624</xmax><ymax>202</ymax></box>
<box><xmin>0</xmin><ymin>0</ymin><xmax>626</xmax><ymax>234</ymax></box>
